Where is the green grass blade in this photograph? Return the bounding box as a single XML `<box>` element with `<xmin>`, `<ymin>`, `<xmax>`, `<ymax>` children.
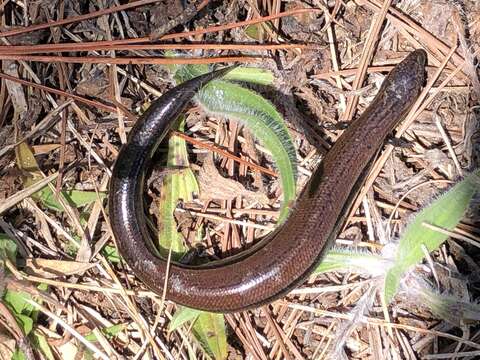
<box><xmin>315</xmin><ymin>249</ymin><xmax>392</xmax><ymax>276</ymax></box>
<box><xmin>222</xmin><ymin>67</ymin><xmax>274</xmax><ymax>85</ymax></box>
<box><xmin>11</xmin><ymin>349</ymin><xmax>26</xmax><ymax>360</ymax></box>
<box><xmin>32</xmin><ymin>330</ymin><xmax>55</xmax><ymax>360</ymax></box>
<box><xmin>169</xmin><ymin>307</ymin><xmax>228</xmax><ymax>359</ymax></box>
<box><xmin>383</xmin><ymin>171</ymin><xmax>479</xmax><ymax>304</ymax></box>
<box><xmin>198</xmin><ymin>80</ymin><xmax>297</xmax><ymax>222</ymax></box>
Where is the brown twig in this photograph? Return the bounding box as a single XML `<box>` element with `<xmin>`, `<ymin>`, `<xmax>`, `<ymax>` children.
<box><xmin>0</xmin><ymin>54</ymin><xmax>257</xmax><ymax>65</ymax></box>
<box><xmin>0</xmin><ymin>72</ymin><xmax>117</xmax><ymax>113</ymax></box>
<box><xmin>0</xmin><ymin>42</ymin><xmax>313</xmax><ymax>55</ymax></box>
<box><xmin>173</xmin><ymin>131</ymin><xmax>278</xmax><ymax>177</ymax></box>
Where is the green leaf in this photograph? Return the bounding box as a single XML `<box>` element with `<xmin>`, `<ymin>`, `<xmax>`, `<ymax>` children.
<box><xmin>244</xmin><ymin>24</ymin><xmax>264</xmax><ymax>40</ymax></box>
<box><xmin>169</xmin><ymin>63</ymin><xmax>296</xmax><ymax>222</ymax></box>
<box><xmin>12</xmin><ymin>313</ymin><xmax>33</xmax><ymax>335</ymax></box>
<box><xmin>100</xmin><ymin>323</ymin><xmax>126</xmax><ymax>338</ymax></box>
<box><xmin>84</xmin><ymin>324</ymin><xmax>126</xmax><ymax>342</ymax></box>
<box><xmin>37</xmin><ymin>283</ymin><xmax>48</xmax><ymax>292</ymax></box>
<box><xmin>102</xmin><ymin>245</ymin><xmax>121</xmax><ymax>264</ymax></box>
<box><xmin>171</xmin><ymin>62</ymin><xmax>208</xmax><ymax>83</ymax></box>
<box><xmin>84</xmin><ymin>332</ymin><xmax>96</xmax><ymax>342</ymax></box>
<box><xmin>32</xmin><ymin>330</ymin><xmax>55</xmax><ymax>360</ymax></box>
<box><xmin>3</xmin><ymin>289</ymin><xmax>41</xmax><ymax>335</ymax></box>
<box><xmin>383</xmin><ymin>171</ymin><xmax>479</xmax><ymax>303</ymax></box>
<box><xmin>172</xmin><ymin>64</ymin><xmax>274</xmax><ymax>86</ymax></box>
<box><xmin>157</xmin><ymin>117</ymin><xmax>197</xmax><ymax>258</ymax></box>
<box><xmin>40</xmin><ymin>189</ymin><xmax>106</xmax><ymax>212</ymax></box>
<box><xmin>15</xmin><ymin>142</ymin><xmax>42</xmax><ymax>186</ymax></box>
<box><xmin>3</xmin><ymin>290</ymin><xmax>34</xmax><ymax>316</ymax></box>
<box><xmin>0</xmin><ymin>233</ymin><xmax>17</xmax><ymax>263</ymax></box>
<box><xmin>222</xmin><ymin>67</ymin><xmax>274</xmax><ymax>85</ymax></box>
<box><xmin>314</xmin><ymin>249</ymin><xmax>391</xmax><ymax>276</ymax></box>
<box><xmin>383</xmin><ymin>270</ymin><xmax>402</xmax><ymax>305</ymax></box>
<box><xmin>192</xmin><ymin>312</ymin><xmax>228</xmax><ymax>360</ymax></box>
<box><xmin>168</xmin><ymin>306</ymin><xmax>201</xmax><ymax>332</ymax></box>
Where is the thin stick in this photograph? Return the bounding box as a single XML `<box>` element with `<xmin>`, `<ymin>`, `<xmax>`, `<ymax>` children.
<box><xmin>0</xmin><ymin>42</ymin><xmax>313</xmax><ymax>55</ymax></box>
<box><xmin>0</xmin><ymin>72</ymin><xmax>116</xmax><ymax>112</ymax></box>
<box><xmin>25</xmin><ymin>299</ymin><xmax>110</xmax><ymax>360</ymax></box>
<box><xmin>173</xmin><ymin>131</ymin><xmax>278</xmax><ymax>177</ymax></box>
<box><xmin>0</xmin><ymin>54</ymin><xmax>257</xmax><ymax>65</ymax></box>
<box><xmin>0</xmin><ymin>6</ymin><xmax>320</xmax><ymax>47</ymax></box>
<box><xmin>0</xmin><ymin>172</ymin><xmax>60</xmax><ymax>215</ymax></box>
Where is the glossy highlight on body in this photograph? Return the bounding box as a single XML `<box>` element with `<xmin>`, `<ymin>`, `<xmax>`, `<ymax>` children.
<box><xmin>109</xmin><ymin>50</ymin><xmax>427</xmax><ymax>312</ymax></box>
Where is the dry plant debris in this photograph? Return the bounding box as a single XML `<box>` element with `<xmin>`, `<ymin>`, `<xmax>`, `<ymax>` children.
<box><xmin>0</xmin><ymin>0</ymin><xmax>479</xmax><ymax>359</ymax></box>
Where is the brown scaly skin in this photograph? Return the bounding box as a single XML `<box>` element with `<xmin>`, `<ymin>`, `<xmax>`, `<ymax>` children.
<box><xmin>109</xmin><ymin>50</ymin><xmax>427</xmax><ymax>312</ymax></box>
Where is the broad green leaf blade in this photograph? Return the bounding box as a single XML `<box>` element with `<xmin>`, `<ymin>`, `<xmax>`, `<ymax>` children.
<box><xmin>383</xmin><ymin>171</ymin><xmax>479</xmax><ymax>303</ymax></box>
<box><xmin>3</xmin><ymin>288</ymin><xmax>44</xmax><ymax>336</ymax></box>
<box><xmin>314</xmin><ymin>249</ymin><xmax>391</xmax><ymax>276</ymax></box>
<box><xmin>198</xmin><ymin>80</ymin><xmax>297</xmax><ymax>222</ymax></box>
<box><xmin>10</xmin><ymin>313</ymin><xmax>33</xmax><ymax>335</ymax></box>
<box><xmin>169</xmin><ymin>61</ymin><xmax>274</xmax><ymax>85</ymax></box>
<box><xmin>157</xmin><ymin>117</ymin><xmax>198</xmax><ymax>258</ymax></box>
<box><xmin>3</xmin><ymin>290</ymin><xmax>35</xmax><ymax>316</ymax></box>
<box><xmin>192</xmin><ymin>312</ymin><xmax>228</xmax><ymax>360</ymax></box>
<box><xmin>168</xmin><ymin>307</ymin><xmax>201</xmax><ymax>332</ymax></box>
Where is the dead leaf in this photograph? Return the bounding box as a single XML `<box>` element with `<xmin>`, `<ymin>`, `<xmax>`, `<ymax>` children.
<box><xmin>25</xmin><ymin>258</ymin><xmax>96</xmax><ymax>278</ymax></box>
<box><xmin>197</xmin><ymin>155</ymin><xmax>269</xmax><ymax>204</ymax></box>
